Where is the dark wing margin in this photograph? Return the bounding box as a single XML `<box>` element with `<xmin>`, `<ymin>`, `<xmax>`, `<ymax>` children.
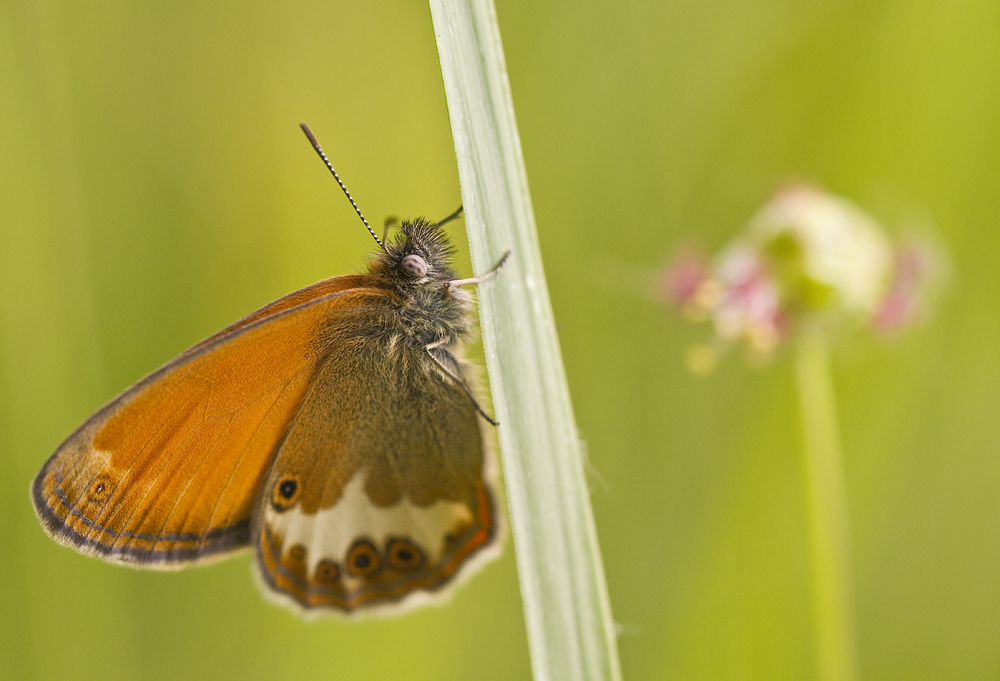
<box><xmin>31</xmin><ymin>279</ymin><xmax>381</xmax><ymax>568</ymax></box>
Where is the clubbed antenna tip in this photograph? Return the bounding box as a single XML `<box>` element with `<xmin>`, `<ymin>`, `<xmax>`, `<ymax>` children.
<box><xmin>300</xmin><ymin>122</ymin><xmax>387</xmax><ymax>253</ymax></box>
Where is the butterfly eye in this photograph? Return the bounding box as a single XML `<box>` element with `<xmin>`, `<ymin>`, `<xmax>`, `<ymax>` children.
<box><xmin>271</xmin><ymin>476</ymin><xmax>300</xmax><ymax>512</ymax></box>
<box><xmin>386</xmin><ymin>538</ymin><xmax>425</xmax><ymax>571</ymax></box>
<box><xmin>400</xmin><ymin>253</ymin><xmax>428</xmax><ymax>278</ymax></box>
<box><xmin>345</xmin><ymin>539</ymin><xmax>381</xmax><ymax>577</ymax></box>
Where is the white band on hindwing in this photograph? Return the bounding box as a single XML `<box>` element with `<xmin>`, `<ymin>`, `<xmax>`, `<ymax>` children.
<box><xmin>264</xmin><ymin>470</ymin><xmax>472</xmax><ymax>586</ymax></box>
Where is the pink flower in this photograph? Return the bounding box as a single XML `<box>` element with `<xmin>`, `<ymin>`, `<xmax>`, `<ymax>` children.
<box><xmin>659</xmin><ymin>251</ymin><xmax>708</xmax><ymax>307</ymax></box>
<box><xmin>872</xmin><ymin>238</ymin><xmax>941</xmax><ymax>333</ymax></box>
<box><xmin>660</xmin><ymin>184</ymin><xmax>943</xmax><ymax>370</ymax></box>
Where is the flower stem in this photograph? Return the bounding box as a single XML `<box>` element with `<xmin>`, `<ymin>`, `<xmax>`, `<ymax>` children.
<box><xmin>794</xmin><ymin>324</ymin><xmax>858</xmax><ymax>681</ymax></box>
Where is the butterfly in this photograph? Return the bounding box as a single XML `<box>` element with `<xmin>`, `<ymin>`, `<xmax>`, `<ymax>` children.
<box><xmin>31</xmin><ymin>123</ymin><xmax>508</xmax><ymax>616</ymax></box>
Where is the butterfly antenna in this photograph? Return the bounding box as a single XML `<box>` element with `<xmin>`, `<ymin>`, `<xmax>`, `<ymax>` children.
<box><xmin>435</xmin><ymin>205</ymin><xmax>464</xmax><ymax>227</ymax></box>
<box><xmin>300</xmin><ymin>122</ymin><xmax>387</xmax><ymax>253</ymax></box>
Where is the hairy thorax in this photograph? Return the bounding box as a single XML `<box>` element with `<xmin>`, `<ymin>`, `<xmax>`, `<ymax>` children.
<box><xmin>386</xmin><ymin>282</ymin><xmax>475</xmax><ymax>350</ymax></box>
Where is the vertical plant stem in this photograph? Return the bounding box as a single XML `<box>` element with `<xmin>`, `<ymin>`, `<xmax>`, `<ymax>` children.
<box><xmin>795</xmin><ymin>325</ymin><xmax>858</xmax><ymax>681</ymax></box>
<box><xmin>428</xmin><ymin>2</ymin><xmax>622</xmax><ymax>680</ymax></box>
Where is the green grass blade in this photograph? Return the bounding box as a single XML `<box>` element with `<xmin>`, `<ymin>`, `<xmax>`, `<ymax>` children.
<box><xmin>427</xmin><ymin>2</ymin><xmax>623</xmax><ymax>679</ymax></box>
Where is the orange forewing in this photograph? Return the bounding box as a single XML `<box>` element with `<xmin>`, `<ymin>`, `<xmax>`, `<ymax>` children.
<box><xmin>32</xmin><ymin>276</ymin><xmax>375</xmax><ymax>566</ymax></box>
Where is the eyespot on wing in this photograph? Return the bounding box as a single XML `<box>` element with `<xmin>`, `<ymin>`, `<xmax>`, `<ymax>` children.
<box><xmin>31</xmin><ymin>280</ymin><xmax>385</xmax><ymax>567</ymax></box>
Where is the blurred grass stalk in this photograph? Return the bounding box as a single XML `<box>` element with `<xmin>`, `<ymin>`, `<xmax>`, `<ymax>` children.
<box><xmin>795</xmin><ymin>324</ymin><xmax>858</xmax><ymax>681</ymax></box>
<box><xmin>427</xmin><ymin>1</ymin><xmax>622</xmax><ymax>680</ymax></box>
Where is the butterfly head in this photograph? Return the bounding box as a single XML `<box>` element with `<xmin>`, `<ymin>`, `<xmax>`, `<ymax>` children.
<box><xmin>371</xmin><ymin>218</ymin><xmax>458</xmax><ymax>286</ymax></box>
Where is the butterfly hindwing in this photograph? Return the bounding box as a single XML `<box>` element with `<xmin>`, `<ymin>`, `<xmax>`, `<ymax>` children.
<box><xmin>31</xmin><ymin>277</ymin><xmax>374</xmax><ymax>567</ymax></box>
<box><xmin>253</xmin><ymin>324</ymin><xmax>498</xmax><ymax>614</ymax></box>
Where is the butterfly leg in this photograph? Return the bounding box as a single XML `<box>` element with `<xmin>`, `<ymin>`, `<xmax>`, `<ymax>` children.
<box><xmin>425</xmin><ymin>338</ymin><xmax>499</xmax><ymax>426</ymax></box>
<box><xmin>446</xmin><ymin>250</ymin><xmax>511</xmax><ymax>290</ymax></box>
<box><xmin>382</xmin><ymin>215</ymin><xmax>400</xmax><ymax>245</ymax></box>
<box><xmin>435</xmin><ymin>205</ymin><xmax>464</xmax><ymax>227</ymax></box>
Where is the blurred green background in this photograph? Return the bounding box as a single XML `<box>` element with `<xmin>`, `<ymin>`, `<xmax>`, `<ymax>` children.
<box><xmin>2</xmin><ymin>0</ymin><xmax>1000</xmax><ymax>679</ymax></box>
